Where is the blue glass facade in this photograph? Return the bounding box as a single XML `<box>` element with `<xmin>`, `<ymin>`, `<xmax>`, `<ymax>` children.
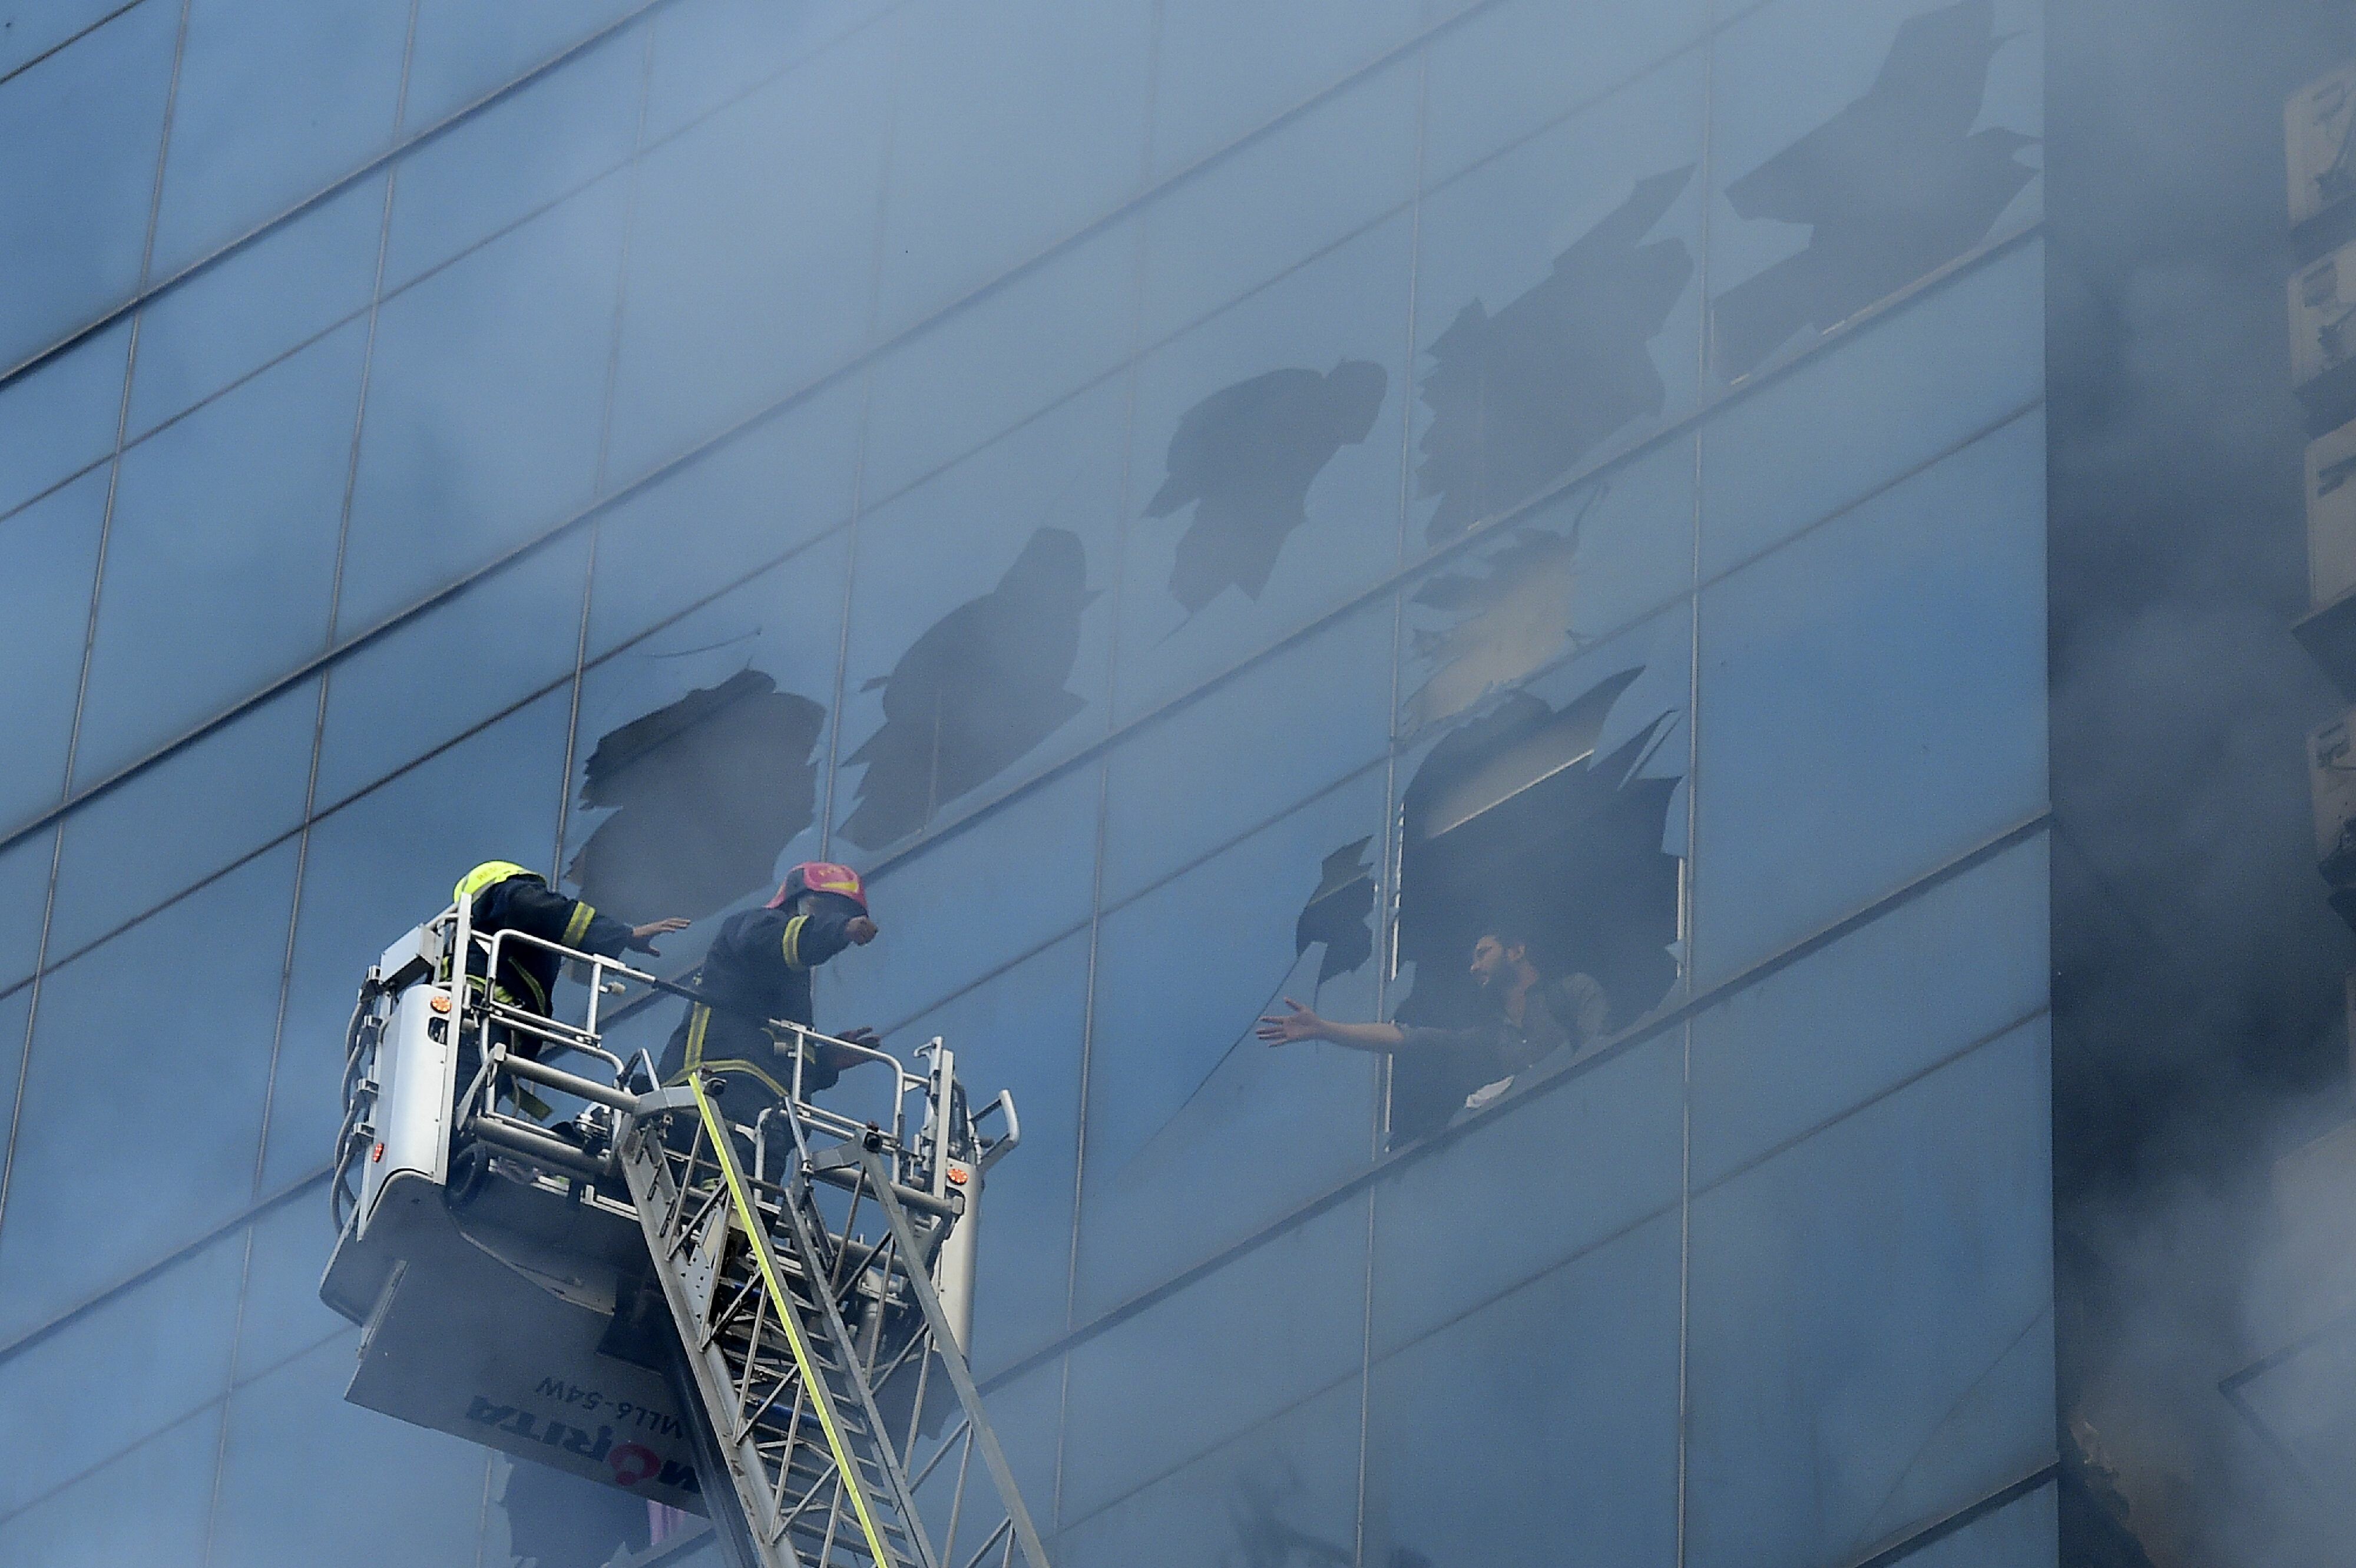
<box><xmin>0</xmin><ymin>1</ymin><xmax>2053</xmax><ymax>1563</ymax></box>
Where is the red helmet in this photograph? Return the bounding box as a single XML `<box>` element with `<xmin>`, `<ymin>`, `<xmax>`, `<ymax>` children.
<box><xmin>769</xmin><ymin>861</ymin><xmax>867</xmax><ymax>913</ymax></box>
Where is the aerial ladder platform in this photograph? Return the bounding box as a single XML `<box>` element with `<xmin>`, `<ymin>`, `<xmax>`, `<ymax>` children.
<box><xmin>319</xmin><ymin>898</ymin><xmax>1052</xmax><ymax>1568</ymax></box>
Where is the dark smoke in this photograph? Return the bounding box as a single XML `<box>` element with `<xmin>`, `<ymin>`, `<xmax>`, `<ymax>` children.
<box><xmin>2049</xmin><ymin>0</ymin><xmax>2356</xmax><ymax>1560</ymax></box>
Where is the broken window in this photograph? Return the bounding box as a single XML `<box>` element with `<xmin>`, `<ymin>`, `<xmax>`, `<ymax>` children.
<box><xmin>565</xmin><ymin>668</ymin><xmax>826</xmax><ymax>921</ymax></box>
<box><xmin>842</xmin><ymin>525</ymin><xmax>1097</xmax><ymax>849</ymax></box>
<box><xmin>1399</xmin><ymin>491</ymin><xmax>1599</xmax><ymax>737</ymax></box>
<box><xmin>1387</xmin><ymin>669</ymin><xmax>1683</xmax><ymax>1146</ymax></box>
<box><xmin>1711</xmin><ymin>0</ymin><xmax>2036</xmax><ymax>379</ymax></box>
<box><xmin>1417</xmin><ymin>168</ymin><xmax>1693</xmax><ymax>544</ymax></box>
<box><xmin>1144</xmin><ymin>361</ymin><xmax>1389</xmax><ymax>616</ymax></box>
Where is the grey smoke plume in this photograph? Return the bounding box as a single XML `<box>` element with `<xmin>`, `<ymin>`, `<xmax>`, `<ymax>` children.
<box><xmin>2049</xmin><ymin>0</ymin><xmax>2356</xmax><ymax>1560</ymax></box>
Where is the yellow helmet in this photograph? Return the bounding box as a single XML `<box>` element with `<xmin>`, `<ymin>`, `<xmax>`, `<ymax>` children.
<box><xmin>453</xmin><ymin>861</ymin><xmax>537</xmax><ymax>904</ymax></box>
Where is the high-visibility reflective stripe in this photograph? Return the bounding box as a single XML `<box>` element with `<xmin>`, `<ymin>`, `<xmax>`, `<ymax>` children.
<box><xmin>669</xmin><ymin>1004</ymin><xmax>790</xmax><ymax>1099</ymax></box>
<box><xmin>687</xmin><ymin>1074</ymin><xmax>899</xmax><ymax>1568</ymax></box>
<box><xmin>509</xmin><ymin>970</ymin><xmax>548</xmax><ymax>1015</ymax></box>
<box><xmin>454</xmin><ymin>861</ymin><xmax>534</xmax><ymax>904</ymax></box>
<box><xmin>467</xmin><ymin>971</ymin><xmax>546</xmax><ymax>1015</ymax></box>
<box><xmin>779</xmin><ymin>914</ymin><xmax>807</xmax><ymax>970</ymax></box>
<box><xmin>666</xmin><ymin>1057</ymin><xmax>792</xmax><ymax>1099</ymax></box>
<box><xmin>562</xmin><ymin>901</ymin><xmax>596</xmax><ymax>947</ymax></box>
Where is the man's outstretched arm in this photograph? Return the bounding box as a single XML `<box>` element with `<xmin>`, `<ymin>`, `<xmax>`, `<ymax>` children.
<box><xmin>1256</xmin><ymin>997</ymin><xmax>1408</xmax><ymax>1054</ymax></box>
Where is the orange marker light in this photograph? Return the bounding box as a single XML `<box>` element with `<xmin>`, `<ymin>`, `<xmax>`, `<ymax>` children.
<box><xmin>946</xmin><ymin>1167</ymin><xmax>968</xmax><ymax>1186</ymax></box>
<box><xmin>372</xmin><ymin>1142</ymin><xmax>386</xmax><ymax>1163</ymax></box>
<box><xmin>429</xmin><ymin>994</ymin><xmax>451</xmax><ymax>1014</ymax></box>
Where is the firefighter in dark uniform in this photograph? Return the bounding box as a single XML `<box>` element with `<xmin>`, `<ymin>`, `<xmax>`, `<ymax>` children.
<box><xmin>658</xmin><ymin>861</ymin><xmax>882</xmax><ymax>1113</ymax></box>
<box><xmin>451</xmin><ymin>859</ymin><xmax>689</xmax><ymax>1044</ymax></box>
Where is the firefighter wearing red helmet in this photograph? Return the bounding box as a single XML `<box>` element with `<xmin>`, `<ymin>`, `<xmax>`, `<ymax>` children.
<box><xmin>657</xmin><ymin>861</ymin><xmax>882</xmax><ymax>1107</ymax></box>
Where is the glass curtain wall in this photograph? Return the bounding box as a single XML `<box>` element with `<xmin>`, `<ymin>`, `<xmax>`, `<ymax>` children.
<box><xmin>0</xmin><ymin>1</ymin><xmax>2052</xmax><ymax>1563</ymax></box>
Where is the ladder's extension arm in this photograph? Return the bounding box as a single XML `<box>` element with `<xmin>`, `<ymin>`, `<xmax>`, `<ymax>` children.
<box><xmin>685</xmin><ymin>1073</ymin><xmax>919</xmax><ymax>1568</ymax></box>
<box><xmin>855</xmin><ymin>1150</ymin><xmax>1052</xmax><ymax>1568</ymax></box>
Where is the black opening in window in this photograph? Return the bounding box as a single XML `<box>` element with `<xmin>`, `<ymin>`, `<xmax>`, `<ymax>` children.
<box><xmin>1387</xmin><ymin>669</ymin><xmax>1682</xmax><ymax>1146</ymax></box>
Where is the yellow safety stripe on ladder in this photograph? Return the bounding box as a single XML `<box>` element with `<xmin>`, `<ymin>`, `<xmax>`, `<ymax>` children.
<box><xmin>688</xmin><ymin>1074</ymin><xmax>901</xmax><ymax>1568</ymax></box>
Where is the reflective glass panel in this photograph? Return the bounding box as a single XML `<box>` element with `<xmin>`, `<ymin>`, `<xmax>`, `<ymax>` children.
<box><xmin>260</xmin><ymin>690</ymin><xmax>571</xmax><ymax>1187</ymax></box>
<box><xmin>314</xmin><ymin>530</ymin><xmax>590</xmax><ymax>810</ymax></box>
<box><xmin>1077</xmin><ymin>772</ymin><xmax>1388</xmax><ymax>1317</ymax></box>
<box><xmin>0</xmin><ymin>1404</ymin><xmax>220</xmax><ymax>1568</ymax></box>
<box><xmin>0</xmin><ymin>465</ymin><xmax>105</xmax><ymax>834</ymax></box>
<box><xmin>0</xmin><ymin>845</ymin><xmax>297</xmax><ymax>1344</ymax></box>
<box><xmin>1395</xmin><ymin>440</ymin><xmax>1696</xmax><ymax>744</ymax></box>
<box><xmin>1690</xmin><ymin>832</ymin><xmax>2049</xmax><ymax>1189</ymax></box>
<box><xmin>72</xmin><ymin>320</ymin><xmax>364</xmax><ymax>787</ymax></box>
<box><xmin>834</xmin><ymin>381</ymin><xmax>1127</xmax><ymax>855</ymax></box>
<box><xmin>1689</xmin><ymin>413</ymin><xmax>2046</xmax><ymax>990</ymax></box>
<box><xmin>210</xmin><ymin>1334</ymin><xmax>489</xmax><ymax>1568</ymax></box>
<box><xmin>0</xmin><ymin>1</ymin><xmax>178</xmax><ymax>372</ymax></box>
<box><xmin>1683</xmin><ymin>1023</ymin><xmax>2054</xmax><ymax>1568</ymax></box>
<box><xmin>824</xmin><ymin>760</ymin><xmax>1103</xmax><ymax>1038</ymax></box>
<box><xmin>0</xmin><ymin>0</ymin><xmax>130</xmax><ymax>79</ymax></box>
<box><xmin>149</xmin><ymin>0</ymin><xmax>411</xmax><ymax>280</ymax></box>
<box><xmin>1137</xmin><ymin>54</ymin><xmax>1418</xmax><ymax>347</ymax></box>
<box><xmin>1101</xmin><ymin>596</ymin><xmax>1395</xmax><ymax>905</ymax></box>
<box><xmin>1706</xmin><ymin>0</ymin><xmax>2042</xmax><ymax>386</ymax></box>
<box><xmin>1147</xmin><ymin>0</ymin><xmax>1419</xmax><ymax>180</ymax></box>
<box><xmin>234</xmin><ymin>1196</ymin><xmax>354</xmax><ymax>1382</ymax></box>
<box><xmin>1115</xmin><ymin>214</ymin><xmax>1412</xmax><ymax>723</ymax></box>
<box><xmin>402</xmin><ymin>0</ymin><xmax>643</xmax><ymax>132</ymax></box>
<box><xmin>1369</xmin><ymin>1031</ymin><xmax>1682</xmax><ymax>1355</ymax></box>
<box><xmin>127</xmin><ymin>172</ymin><xmax>386</xmax><ymax>440</ymax></box>
<box><xmin>1699</xmin><ymin>238</ymin><xmax>2044</xmax><ymax>580</ymax></box>
<box><xmin>1060</xmin><ymin>1375</ymin><xmax>1362</xmax><ymax>1563</ymax></box>
<box><xmin>872</xmin><ymin>0</ymin><xmax>1153</xmax><ymax>336</ymax></box>
<box><xmin>0</xmin><ymin>829</ymin><xmax>53</xmax><ymax>993</ymax></box>
<box><xmin>0</xmin><ymin>1212</ymin><xmax>244</xmax><ymax>1513</ymax></box>
<box><xmin>1408</xmin><ymin>48</ymin><xmax>1707</xmax><ymax>551</ymax></box>
<box><xmin>585</xmin><ymin>375</ymin><xmax>863</xmax><ymax>660</ymax></box>
<box><xmin>1364</xmin><ymin>1210</ymin><xmax>1682</xmax><ymax>1566</ymax></box>
<box><xmin>898</xmin><ymin>930</ymin><xmax>1090</xmax><ymax>1379</ymax></box>
<box><xmin>47</xmin><ymin>676</ymin><xmax>319</xmax><ymax>964</ymax></box>
<box><xmin>340</xmin><ymin>176</ymin><xmax>628</xmax><ymax>633</ymax></box>
<box><xmin>1420</xmin><ymin>0</ymin><xmax>1712</xmax><ymax>188</ymax></box>
<box><xmin>1911</xmin><ymin>1481</ymin><xmax>2058</xmax><ymax>1566</ymax></box>
<box><xmin>863</xmin><ymin>214</ymin><xmax>1140</xmax><ymax>508</ymax></box>
<box><xmin>0</xmin><ymin>315</ymin><xmax>128</xmax><ymax>518</ymax></box>
<box><xmin>608</xmin><ymin>31</ymin><xmax>891</xmax><ymax>479</ymax></box>
<box><xmin>0</xmin><ymin>987</ymin><xmax>28</xmax><ymax>1199</ymax></box>
<box><xmin>382</xmin><ymin>26</ymin><xmax>644</xmax><ymax>292</ymax></box>
<box><xmin>644</xmin><ymin>0</ymin><xmax>891</xmax><ymax>144</ymax></box>
<box><xmin>1060</xmin><ymin>1193</ymin><xmax>1368</xmax><ymax>1522</ymax></box>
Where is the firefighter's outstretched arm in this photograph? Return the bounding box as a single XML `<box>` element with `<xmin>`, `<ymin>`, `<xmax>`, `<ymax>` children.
<box><xmin>494</xmin><ymin>876</ymin><xmax>689</xmax><ymax>958</ymax></box>
<box><xmin>628</xmin><ymin>916</ymin><xmax>692</xmax><ymax>953</ymax></box>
